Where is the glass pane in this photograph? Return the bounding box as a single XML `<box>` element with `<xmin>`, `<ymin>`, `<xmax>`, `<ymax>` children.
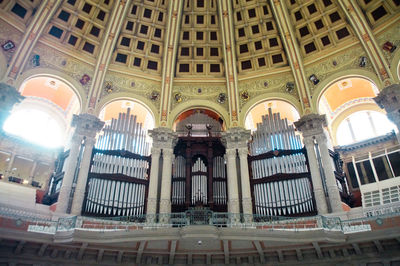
<box><xmin>346</xmin><ymin>162</ymin><xmax>359</xmax><ymax>188</ymax></box>
<box><xmin>388</xmin><ymin>151</ymin><xmax>400</xmax><ymax>177</ymax></box>
<box><xmin>356</xmin><ymin>160</ymin><xmax>375</xmax><ymax>184</ymax></box>
<box><xmin>372</xmin><ymin>156</ymin><xmax>393</xmax><ymax>181</ymax></box>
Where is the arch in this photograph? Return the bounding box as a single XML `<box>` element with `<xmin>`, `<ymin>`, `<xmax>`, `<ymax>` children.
<box><xmin>15</xmin><ymin>68</ymin><xmax>86</xmax><ymax>111</ymax></box>
<box><xmin>311</xmin><ymin>69</ymin><xmax>381</xmax><ymax>112</ymax></box>
<box><xmin>169</xmin><ymin>100</ymin><xmax>230</xmax><ymax>129</ymax></box>
<box><xmin>0</xmin><ymin>51</ymin><xmax>7</xmax><ymax>81</ymax></box>
<box><xmin>96</xmin><ymin>93</ymin><xmax>158</xmax><ymax>128</ymax></box>
<box><xmin>239</xmin><ymin>92</ymin><xmax>302</xmax><ymax>127</ymax></box>
<box><xmin>389</xmin><ymin>47</ymin><xmax>400</xmax><ymax>82</ymax></box>
<box><xmin>330</xmin><ymin>102</ymin><xmax>385</xmax><ymax>145</ymax></box>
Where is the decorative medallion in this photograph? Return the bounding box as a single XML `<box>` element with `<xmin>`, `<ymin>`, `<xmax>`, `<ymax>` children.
<box><xmin>105</xmin><ymin>81</ymin><xmax>113</xmax><ymax>93</ymax></box>
<box><xmin>309</xmin><ymin>74</ymin><xmax>319</xmax><ymax>85</ymax></box>
<box><xmin>197</xmin><ymin>88</ymin><xmax>202</xmax><ymax>94</ymax></box>
<box><xmin>359</xmin><ymin>56</ymin><xmax>367</xmax><ymax>67</ymax></box>
<box><xmin>174</xmin><ymin>92</ymin><xmax>182</xmax><ymax>103</ymax></box>
<box><xmin>285</xmin><ymin>82</ymin><xmax>295</xmax><ymax>93</ymax></box>
<box><xmin>32</xmin><ymin>54</ymin><xmax>40</xmax><ymax>67</ymax></box>
<box><xmin>263</xmin><ymin>81</ymin><xmax>268</xmax><ymax>87</ymax></box>
<box><xmin>1</xmin><ymin>40</ymin><xmax>15</xmax><ymax>51</ymax></box>
<box><xmin>149</xmin><ymin>91</ymin><xmax>159</xmax><ymax>101</ymax></box>
<box><xmin>383</xmin><ymin>41</ymin><xmax>396</xmax><ymax>53</ymax></box>
<box><xmin>240</xmin><ymin>90</ymin><xmax>249</xmax><ymax>101</ymax></box>
<box><xmin>80</xmin><ymin>74</ymin><xmax>91</xmax><ymax>85</ymax></box>
<box><xmin>217</xmin><ymin>93</ymin><xmax>226</xmax><ymax>104</ymax></box>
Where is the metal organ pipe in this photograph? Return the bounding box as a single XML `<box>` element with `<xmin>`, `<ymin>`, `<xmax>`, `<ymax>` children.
<box><xmin>249</xmin><ymin>108</ymin><xmax>315</xmax><ymax>217</ymax></box>
<box><xmin>83</xmin><ymin>108</ymin><xmax>151</xmax><ymax>217</ymax></box>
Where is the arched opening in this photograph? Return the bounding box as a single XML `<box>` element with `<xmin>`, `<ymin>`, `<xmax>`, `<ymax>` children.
<box><xmin>3</xmin><ymin>76</ymin><xmax>80</xmax><ymax>148</ymax></box>
<box><xmin>318</xmin><ymin>77</ymin><xmax>396</xmax><ymax>146</ymax></box>
<box><xmin>172</xmin><ymin>108</ymin><xmax>227</xmax><ymax>213</ymax></box>
<box><xmin>244</xmin><ymin>100</ymin><xmax>300</xmax><ymax>132</ymax></box>
<box><xmin>173</xmin><ymin>108</ymin><xmax>225</xmax><ymax>136</ymax></box>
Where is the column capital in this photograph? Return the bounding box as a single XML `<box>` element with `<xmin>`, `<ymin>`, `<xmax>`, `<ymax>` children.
<box><xmin>222</xmin><ymin>127</ymin><xmax>251</xmax><ymax>149</ymax></box>
<box><xmin>148</xmin><ymin>127</ymin><xmax>177</xmax><ymax>149</ymax></box>
<box><xmin>294</xmin><ymin>113</ymin><xmax>327</xmax><ymax>138</ymax></box>
<box><xmin>374</xmin><ymin>84</ymin><xmax>400</xmax><ymax>125</ymax></box>
<box><xmin>72</xmin><ymin>113</ymin><xmax>104</xmax><ymax>138</ymax></box>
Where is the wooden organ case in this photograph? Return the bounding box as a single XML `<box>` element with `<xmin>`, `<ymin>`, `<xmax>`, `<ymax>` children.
<box><xmin>82</xmin><ymin>109</ymin><xmax>151</xmax><ymax>217</ymax></box>
<box><xmin>172</xmin><ymin>112</ymin><xmax>227</xmax><ymax>213</ymax></box>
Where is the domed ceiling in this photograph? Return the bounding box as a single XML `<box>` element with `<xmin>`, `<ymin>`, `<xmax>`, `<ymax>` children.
<box><xmin>0</xmin><ymin>0</ymin><xmax>399</xmax><ymax>126</ymax></box>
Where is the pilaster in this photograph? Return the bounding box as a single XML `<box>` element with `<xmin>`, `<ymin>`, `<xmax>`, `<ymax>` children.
<box><xmin>338</xmin><ymin>0</ymin><xmax>394</xmax><ymax>86</ymax></box>
<box><xmin>159</xmin><ymin>0</ymin><xmax>184</xmax><ymax>126</ymax></box>
<box><xmin>217</xmin><ymin>0</ymin><xmax>240</xmax><ymax>126</ymax></box>
<box><xmin>86</xmin><ymin>0</ymin><xmax>132</xmax><ymax>112</ymax></box>
<box><xmin>269</xmin><ymin>0</ymin><xmax>312</xmax><ymax>113</ymax></box>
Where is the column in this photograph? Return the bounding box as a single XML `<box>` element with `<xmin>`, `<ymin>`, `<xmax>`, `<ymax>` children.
<box><xmin>148</xmin><ymin>127</ymin><xmax>177</xmax><ymax>222</ymax></box>
<box><xmin>146</xmin><ymin>147</ymin><xmax>161</xmax><ymax>220</ymax></box>
<box><xmin>302</xmin><ymin>138</ymin><xmax>328</xmax><ymax>214</ymax></box>
<box><xmin>225</xmin><ymin>148</ymin><xmax>240</xmax><ymax>214</ymax></box>
<box><xmin>374</xmin><ymin>84</ymin><xmax>400</xmax><ymax>143</ymax></box>
<box><xmin>159</xmin><ymin>148</ymin><xmax>174</xmax><ymax>220</ymax></box>
<box><xmin>238</xmin><ymin>147</ymin><xmax>253</xmax><ymax>220</ymax></box>
<box><xmin>56</xmin><ymin>134</ymin><xmax>84</xmax><ymax>213</ymax></box>
<box><xmin>57</xmin><ymin>114</ymin><xmax>104</xmax><ymax>214</ymax></box>
<box><xmin>0</xmin><ymin>83</ymin><xmax>24</xmax><ymax>130</ymax></box>
<box><xmin>70</xmin><ymin>137</ymin><xmax>96</xmax><ymax>215</ymax></box>
<box><xmin>295</xmin><ymin>114</ymin><xmax>342</xmax><ymax>213</ymax></box>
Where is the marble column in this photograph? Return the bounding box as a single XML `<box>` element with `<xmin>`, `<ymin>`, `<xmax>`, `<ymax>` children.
<box><xmin>316</xmin><ymin>134</ymin><xmax>342</xmax><ymax>213</ymax></box>
<box><xmin>0</xmin><ymin>83</ymin><xmax>24</xmax><ymax>130</ymax></box>
<box><xmin>374</xmin><ymin>84</ymin><xmax>400</xmax><ymax>143</ymax></box>
<box><xmin>302</xmin><ymin>137</ymin><xmax>328</xmax><ymax>214</ymax></box>
<box><xmin>238</xmin><ymin>147</ymin><xmax>253</xmax><ymax>219</ymax></box>
<box><xmin>222</xmin><ymin>128</ymin><xmax>252</xmax><ymax>217</ymax></box>
<box><xmin>146</xmin><ymin>147</ymin><xmax>161</xmax><ymax>219</ymax></box>
<box><xmin>295</xmin><ymin>114</ymin><xmax>342</xmax><ymax>214</ymax></box>
<box><xmin>148</xmin><ymin>127</ymin><xmax>177</xmax><ymax>222</ymax></box>
<box><xmin>70</xmin><ymin>137</ymin><xmax>96</xmax><ymax>215</ymax></box>
<box><xmin>225</xmin><ymin>148</ymin><xmax>240</xmax><ymax>214</ymax></box>
<box><xmin>57</xmin><ymin>113</ymin><xmax>104</xmax><ymax>214</ymax></box>
<box><xmin>56</xmin><ymin>134</ymin><xmax>84</xmax><ymax>213</ymax></box>
<box><xmin>159</xmin><ymin>148</ymin><xmax>174</xmax><ymax>218</ymax></box>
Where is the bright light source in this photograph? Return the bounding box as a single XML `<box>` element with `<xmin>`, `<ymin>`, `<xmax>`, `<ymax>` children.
<box><xmin>3</xmin><ymin>109</ymin><xmax>64</xmax><ymax>148</ymax></box>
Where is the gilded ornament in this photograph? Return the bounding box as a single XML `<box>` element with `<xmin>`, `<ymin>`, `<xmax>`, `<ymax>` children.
<box><xmin>105</xmin><ymin>81</ymin><xmax>113</xmax><ymax>93</ymax></box>
<box><xmin>240</xmin><ymin>90</ymin><xmax>249</xmax><ymax>101</ymax></box>
<box><xmin>174</xmin><ymin>93</ymin><xmax>182</xmax><ymax>103</ymax></box>
<box><xmin>217</xmin><ymin>93</ymin><xmax>226</xmax><ymax>104</ymax></box>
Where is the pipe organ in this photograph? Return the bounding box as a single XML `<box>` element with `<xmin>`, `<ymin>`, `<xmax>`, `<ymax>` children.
<box><xmin>82</xmin><ymin>109</ymin><xmax>151</xmax><ymax>217</ymax></box>
<box><xmin>172</xmin><ymin>137</ymin><xmax>227</xmax><ymax>212</ymax></box>
<box><xmin>249</xmin><ymin>109</ymin><xmax>316</xmax><ymax>217</ymax></box>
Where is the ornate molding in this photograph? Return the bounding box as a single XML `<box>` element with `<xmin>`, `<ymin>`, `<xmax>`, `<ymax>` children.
<box><xmin>294</xmin><ymin>113</ymin><xmax>327</xmax><ymax>138</ymax></box>
<box><xmin>148</xmin><ymin>127</ymin><xmax>177</xmax><ymax>149</ymax></box>
<box><xmin>72</xmin><ymin>113</ymin><xmax>105</xmax><ymax>138</ymax></box>
<box><xmin>222</xmin><ymin>127</ymin><xmax>251</xmax><ymax>149</ymax></box>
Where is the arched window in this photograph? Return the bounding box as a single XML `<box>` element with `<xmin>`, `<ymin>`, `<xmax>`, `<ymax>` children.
<box><xmin>3</xmin><ymin>108</ymin><xmax>65</xmax><ymax>148</ymax></box>
<box><xmin>336</xmin><ymin>110</ymin><xmax>396</xmax><ymax>145</ymax></box>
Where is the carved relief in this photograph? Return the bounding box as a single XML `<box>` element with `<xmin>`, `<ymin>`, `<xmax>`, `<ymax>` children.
<box><xmin>26</xmin><ymin>43</ymin><xmax>94</xmax><ymax>94</ymax></box>
<box><xmin>0</xmin><ymin>23</ymin><xmax>23</xmax><ymax>63</ymax></box>
<box><xmin>305</xmin><ymin>45</ymin><xmax>375</xmax><ymax>94</ymax></box>
<box><xmin>172</xmin><ymin>83</ymin><xmax>228</xmax><ymax>110</ymax></box>
<box><xmin>237</xmin><ymin>72</ymin><xmax>296</xmax><ymax>108</ymax></box>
